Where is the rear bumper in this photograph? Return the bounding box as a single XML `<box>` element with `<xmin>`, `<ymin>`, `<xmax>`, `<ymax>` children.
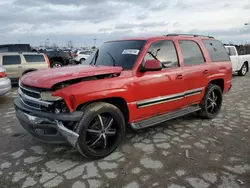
<box><xmin>14</xmin><ymin>98</ymin><xmax>82</xmax><ymax>146</ymax></box>
<box><xmin>0</xmin><ymin>77</ymin><xmax>11</xmax><ymax>96</ymax></box>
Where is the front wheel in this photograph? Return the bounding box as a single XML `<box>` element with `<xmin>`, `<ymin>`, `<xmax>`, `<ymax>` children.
<box><xmin>197</xmin><ymin>84</ymin><xmax>223</xmax><ymax>119</ymax></box>
<box><xmin>238</xmin><ymin>63</ymin><xmax>248</xmax><ymax>76</ymax></box>
<box><xmin>80</xmin><ymin>58</ymin><xmax>86</xmax><ymax>64</ymax></box>
<box><xmin>76</xmin><ymin>102</ymin><xmax>125</xmax><ymax>159</ymax></box>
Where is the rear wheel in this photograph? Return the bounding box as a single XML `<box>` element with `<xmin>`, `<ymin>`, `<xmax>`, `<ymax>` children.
<box><xmin>76</xmin><ymin>102</ymin><xmax>125</xmax><ymax>159</ymax></box>
<box><xmin>51</xmin><ymin>62</ymin><xmax>63</xmax><ymax>68</ymax></box>
<box><xmin>238</xmin><ymin>63</ymin><xmax>247</xmax><ymax>76</ymax></box>
<box><xmin>198</xmin><ymin>84</ymin><xmax>223</xmax><ymax>119</ymax></box>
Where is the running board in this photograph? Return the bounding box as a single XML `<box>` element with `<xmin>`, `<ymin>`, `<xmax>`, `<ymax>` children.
<box><xmin>131</xmin><ymin>105</ymin><xmax>201</xmax><ymax>130</ymax></box>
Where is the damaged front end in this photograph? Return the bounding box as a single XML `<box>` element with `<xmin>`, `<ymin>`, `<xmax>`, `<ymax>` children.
<box><xmin>14</xmin><ymin>82</ymin><xmax>82</xmax><ymax>146</ymax></box>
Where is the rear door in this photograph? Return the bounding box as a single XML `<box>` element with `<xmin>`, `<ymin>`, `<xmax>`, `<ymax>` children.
<box><xmin>22</xmin><ymin>54</ymin><xmax>48</xmax><ymax>71</ymax></box>
<box><xmin>1</xmin><ymin>55</ymin><xmax>23</xmax><ymax>80</ymax></box>
<box><xmin>178</xmin><ymin>39</ymin><xmax>209</xmax><ymax>106</ymax></box>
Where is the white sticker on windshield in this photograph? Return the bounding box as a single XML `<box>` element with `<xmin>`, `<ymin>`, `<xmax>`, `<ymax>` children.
<box><xmin>122</xmin><ymin>49</ymin><xmax>140</xmax><ymax>55</ymax></box>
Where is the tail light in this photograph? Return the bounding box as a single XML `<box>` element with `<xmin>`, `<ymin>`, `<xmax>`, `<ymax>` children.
<box><xmin>0</xmin><ymin>71</ymin><xmax>6</xmax><ymax>78</ymax></box>
<box><xmin>44</xmin><ymin>54</ymin><xmax>51</xmax><ymax>68</ymax></box>
<box><xmin>73</xmin><ymin>53</ymin><xmax>78</xmax><ymax>57</ymax></box>
<box><xmin>69</xmin><ymin>51</ymin><xmax>72</xmax><ymax>57</ymax></box>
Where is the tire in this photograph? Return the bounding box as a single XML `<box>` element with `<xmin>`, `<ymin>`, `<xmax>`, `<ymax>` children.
<box><xmin>238</xmin><ymin>63</ymin><xmax>248</xmax><ymax>76</ymax></box>
<box><xmin>197</xmin><ymin>84</ymin><xmax>223</xmax><ymax>119</ymax></box>
<box><xmin>76</xmin><ymin>102</ymin><xmax>126</xmax><ymax>159</ymax></box>
<box><xmin>80</xmin><ymin>58</ymin><xmax>86</xmax><ymax>64</ymax></box>
<box><xmin>51</xmin><ymin>62</ymin><xmax>63</xmax><ymax>68</ymax></box>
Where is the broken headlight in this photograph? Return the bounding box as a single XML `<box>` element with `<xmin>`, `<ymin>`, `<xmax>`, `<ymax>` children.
<box><xmin>40</xmin><ymin>91</ymin><xmax>62</xmax><ymax>101</ymax></box>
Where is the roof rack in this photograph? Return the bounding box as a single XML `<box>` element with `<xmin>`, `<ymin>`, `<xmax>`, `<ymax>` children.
<box><xmin>164</xmin><ymin>34</ymin><xmax>214</xmax><ymax>39</ymax></box>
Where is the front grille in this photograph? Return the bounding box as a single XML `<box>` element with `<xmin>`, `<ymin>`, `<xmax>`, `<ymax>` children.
<box><xmin>19</xmin><ymin>84</ymin><xmax>52</xmax><ymax>111</ymax></box>
<box><xmin>21</xmin><ymin>88</ymin><xmax>40</xmax><ymax>99</ymax></box>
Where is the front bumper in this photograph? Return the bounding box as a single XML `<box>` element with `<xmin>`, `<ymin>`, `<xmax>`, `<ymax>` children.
<box><xmin>14</xmin><ymin>98</ymin><xmax>82</xmax><ymax>147</ymax></box>
<box><xmin>0</xmin><ymin>77</ymin><xmax>11</xmax><ymax>96</ymax></box>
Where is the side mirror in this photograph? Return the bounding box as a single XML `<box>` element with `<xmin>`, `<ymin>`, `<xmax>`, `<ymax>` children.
<box><xmin>141</xmin><ymin>59</ymin><xmax>162</xmax><ymax>72</ymax></box>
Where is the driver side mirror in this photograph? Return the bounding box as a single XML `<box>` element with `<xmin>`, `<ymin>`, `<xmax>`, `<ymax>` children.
<box><xmin>140</xmin><ymin>59</ymin><xmax>162</xmax><ymax>72</ymax></box>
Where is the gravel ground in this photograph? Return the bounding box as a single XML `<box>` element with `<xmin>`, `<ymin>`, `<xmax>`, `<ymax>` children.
<box><xmin>0</xmin><ymin>74</ymin><xmax>250</xmax><ymax>188</ymax></box>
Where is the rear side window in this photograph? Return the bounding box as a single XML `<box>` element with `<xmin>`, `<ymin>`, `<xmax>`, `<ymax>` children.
<box><xmin>144</xmin><ymin>40</ymin><xmax>179</xmax><ymax>68</ymax></box>
<box><xmin>202</xmin><ymin>40</ymin><xmax>230</xmax><ymax>62</ymax></box>
<box><xmin>24</xmin><ymin>55</ymin><xmax>45</xmax><ymax>63</ymax></box>
<box><xmin>179</xmin><ymin>40</ymin><xmax>205</xmax><ymax>66</ymax></box>
<box><xmin>2</xmin><ymin>55</ymin><xmax>21</xmax><ymax>65</ymax></box>
<box><xmin>228</xmin><ymin>47</ymin><xmax>237</xmax><ymax>56</ymax></box>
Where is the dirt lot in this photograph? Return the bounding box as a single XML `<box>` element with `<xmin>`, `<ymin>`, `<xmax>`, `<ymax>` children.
<box><xmin>0</xmin><ymin>74</ymin><xmax>250</xmax><ymax>188</ymax></box>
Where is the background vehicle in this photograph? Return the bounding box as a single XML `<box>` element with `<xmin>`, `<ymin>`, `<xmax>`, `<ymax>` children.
<box><xmin>72</xmin><ymin>50</ymin><xmax>92</xmax><ymax>64</ymax></box>
<box><xmin>0</xmin><ymin>66</ymin><xmax>11</xmax><ymax>96</ymax></box>
<box><xmin>15</xmin><ymin>34</ymin><xmax>232</xmax><ymax>159</ymax></box>
<box><xmin>0</xmin><ymin>52</ymin><xmax>50</xmax><ymax>83</ymax></box>
<box><xmin>0</xmin><ymin>44</ymin><xmax>32</xmax><ymax>53</ymax></box>
<box><xmin>225</xmin><ymin>45</ymin><xmax>250</xmax><ymax>76</ymax></box>
<box><xmin>42</xmin><ymin>49</ymin><xmax>73</xmax><ymax>68</ymax></box>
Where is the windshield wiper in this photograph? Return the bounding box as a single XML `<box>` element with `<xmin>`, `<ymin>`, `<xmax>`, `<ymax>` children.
<box><xmin>106</xmin><ymin>52</ymin><xmax>117</xmax><ymax>67</ymax></box>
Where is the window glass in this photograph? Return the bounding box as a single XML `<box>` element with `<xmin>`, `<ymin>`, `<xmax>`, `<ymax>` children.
<box><xmin>202</xmin><ymin>39</ymin><xmax>230</xmax><ymax>62</ymax></box>
<box><xmin>179</xmin><ymin>40</ymin><xmax>205</xmax><ymax>66</ymax></box>
<box><xmin>229</xmin><ymin>47</ymin><xmax>237</xmax><ymax>56</ymax></box>
<box><xmin>83</xmin><ymin>40</ymin><xmax>146</xmax><ymax>70</ymax></box>
<box><xmin>2</xmin><ymin>55</ymin><xmax>21</xmax><ymax>65</ymax></box>
<box><xmin>24</xmin><ymin>55</ymin><xmax>45</xmax><ymax>63</ymax></box>
<box><xmin>144</xmin><ymin>40</ymin><xmax>179</xmax><ymax>68</ymax></box>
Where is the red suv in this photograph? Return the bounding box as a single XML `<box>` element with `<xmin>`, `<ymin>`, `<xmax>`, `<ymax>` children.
<box><xmin>14</xmin><ymin>34</ymin><xmax>232</xmax><ymax>159</ymax></box>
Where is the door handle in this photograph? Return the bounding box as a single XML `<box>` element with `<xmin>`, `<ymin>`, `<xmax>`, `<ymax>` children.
<box><xmin>203</xmin><ymin>70</ymin><xmax>209</xmax><ymax>75</ymax></box>
<box><xmin>176</xmin><ymin>74</ymin><xmax>183</xmax><ymax>79</ymax></box>
<box><xmin>18</xmin><ymin>66</ymin><xmax>22</xmax><ymax>68</ymax></box>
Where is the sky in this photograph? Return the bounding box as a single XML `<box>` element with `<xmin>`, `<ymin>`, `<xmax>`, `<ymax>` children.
<box><xmin>0</xmin><ymin>0</ymin><xmax>250</xmax><ymax>47</ymax></box>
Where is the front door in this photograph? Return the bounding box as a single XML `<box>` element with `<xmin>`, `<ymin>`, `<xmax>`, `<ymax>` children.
<box><xmin>131</xmin><ymin>40</ymin><xmax>186</xmax><ymax>121</ymax></box>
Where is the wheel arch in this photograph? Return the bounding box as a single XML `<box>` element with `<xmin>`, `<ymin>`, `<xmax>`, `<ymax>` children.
<box><xmin>76</xmin><ymin>97</ymin><xmax>130</xmax><ymax>123</ymax></box>
<box><xmin>244</xmin><ymin>61</ymin><xmax>249</xmax><ymax>72</ymax></box>
<box><xmin>208</xmin><ymin>78</ymin><xmax>224</xmax><ymax>92</ymax></box>
<box><xmin>22</xmin><ymin>69</ymin><xmax>37</xmax><ymax>75</ymax></box>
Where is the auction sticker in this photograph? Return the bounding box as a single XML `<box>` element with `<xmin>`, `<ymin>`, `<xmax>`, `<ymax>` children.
<box><xmin>122</xmin><ymin>49</ymin><xmax>140</xmax><ymax>55</ymax></box>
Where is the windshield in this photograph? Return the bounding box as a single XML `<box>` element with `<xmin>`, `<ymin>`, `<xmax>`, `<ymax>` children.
<box><xmin>82</xmin><ymin>40</ymin><xmax>146</xmax><ymax>70</ymax></box>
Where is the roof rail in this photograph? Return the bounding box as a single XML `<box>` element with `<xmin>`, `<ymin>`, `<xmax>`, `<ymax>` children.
<box><xmin>165</xmin><ymin>34</ymin><xmax>214</xmax><ymax>39</ymax></box>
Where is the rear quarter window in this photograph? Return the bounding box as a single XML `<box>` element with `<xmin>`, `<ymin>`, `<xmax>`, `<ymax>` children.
<box><xmin>2</xmin><ymin>55</ymin><xmax>21</xmax><ymax>65</ymax></box>
<box><xmin>202</xmin><ymin>39</ymin><xmax>230</xmax><ymax>62</ymax></box>
<box><xmin>24</xmin><ymin>55</ymin><xmax>45</xmax><ymax>63</ymax></box>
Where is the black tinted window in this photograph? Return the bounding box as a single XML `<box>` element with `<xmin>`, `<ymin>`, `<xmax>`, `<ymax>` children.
<box><xmin>2</xmin><ymin>55</ymin><xmax>21</xmax><ymax>65</ymax></box>
<box><xmin>24</xmin><ymin>55</ymin><xmax>45</xmax><ymax>63</ymax></box>
<box><xmin>202</xmin><ymin>40</ymin><xmax>230</xmax><ymax>62</ymax></box>
<box><xmin>85</xmin><ymin>40</ymin><xmax>146</xmax><ymax>70</ymax></box>
<box><xmin>144</xmin><ymin>40</ymin><xmax>179</xmax><ymax>68</ymax></box>
<box><xmin>179</xmin><ymin>40</ymin><xmax>205</xmax><ymax>66</ymax></box>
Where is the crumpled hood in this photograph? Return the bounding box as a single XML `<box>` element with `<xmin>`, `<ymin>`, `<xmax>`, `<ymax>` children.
<box><xmin>20</xmin><ymin>65</ymin><xmax>123</xmax><ymax>89</ymax></box>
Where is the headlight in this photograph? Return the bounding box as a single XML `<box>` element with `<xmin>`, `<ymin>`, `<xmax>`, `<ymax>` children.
<box><xmin>40</xmin><ymin>91</ymin><xmax>62</xmax><ymax>101</ymax></box>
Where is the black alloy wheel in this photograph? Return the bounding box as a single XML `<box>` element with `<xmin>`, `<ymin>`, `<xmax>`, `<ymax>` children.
<box><xmin>198</xmin><ymin>84</ymin><xmax>223</xmax><ymax>119</ymax></box>
<box><xmin>76</xmin><ymin>102</ymin><xmax>125</xmax><ymax>159</ymax></box>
